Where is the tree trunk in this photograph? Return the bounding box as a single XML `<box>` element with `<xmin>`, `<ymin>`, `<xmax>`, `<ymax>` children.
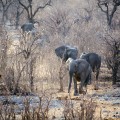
<box><xmin>29</xmin><ymin>58</ymin><xmax>36</xmax><ymax>92</ymax></box>
<box><xmin>112</xmin><ymin>62</ymin><xmax>119</xmax><ymax>85</ymax></box>
<box><xmin>59</xmin><ymin>65</ymin><xmax>64</xmax><ymax>92</ymax></box>
<box><xmin>15</xmin><ymin>5</ymin><xmax>20</xmax><ymax>29</ymax></box>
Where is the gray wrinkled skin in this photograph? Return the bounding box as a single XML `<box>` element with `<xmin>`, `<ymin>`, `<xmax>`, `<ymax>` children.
<box><xmin>67</xmin><ymin>58</ymin><xmax>92</xmax><ymax>96</ymax></box>
<box><xmin>55</xmin><ymin>45</ymin><xmax>78</xmax><ymax>62</ymax></box>
<box><xmin>80</xmin><ymin>52</ymin><xmax>101</xmax><ymax>86</ymax></box>
<box><xmin>80</xmin><ymin>52</ymin><xmax>101</xmax><ymax>79</ymax></box>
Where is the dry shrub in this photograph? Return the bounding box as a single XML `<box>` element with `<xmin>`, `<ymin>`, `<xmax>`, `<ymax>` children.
<box><xmin>0</xmin><ymin>91</ymin><xmax>53</xmax><ymax>120</ymax></box>
<box><xmin>21</xmin><ymin>91</ymin><xmax>53</xmax><ymax>120</ymax></box>
<box><xmin>0</xmin><ymin>103</ymin><xmax>16</xmax><ymax>120</ymax></box>
<box><xmin>3</xmin><ymin>67</ymin><xmax>15</xmax><ymax>93</ymax></box>
<box><xmin>62</xmin><ymin>99</ymin><xmax>97</xmax><ymax>120</ymax></box>
<box><xmin>22</xmin><ymin>98</ymin><xmax>49</xmax><ymax>120</ymax></box>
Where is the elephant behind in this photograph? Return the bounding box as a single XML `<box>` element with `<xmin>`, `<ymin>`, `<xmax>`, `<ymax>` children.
<box><xmin>66</xmin><ymin>58</ymin><xmax>92</xmax><ymax>95</ymax></box>
<box><xmin>55</xmin><ymin>45</ymin><xmax>78</xmax><ymax>62</ymax></box>
<box><xmin>80</xmin><ymin>52</ymin><xmax>101</xmax><ymax>88</ymax></box>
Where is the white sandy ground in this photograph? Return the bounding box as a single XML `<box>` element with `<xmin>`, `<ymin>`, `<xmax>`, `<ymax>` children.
<box><xmin>46</xmin><ymin>83</ymin><xmax>120</xmax><ymax>120</ymax></box>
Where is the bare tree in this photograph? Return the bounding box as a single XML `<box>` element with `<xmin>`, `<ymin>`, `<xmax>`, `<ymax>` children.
<box><xmin>14</xmin><ymin>2</ymin><xmax>24</xmax><ymax>29</ymax></box>
<box><xmin>0</xmin><ymin>0</ymin><xmax>14</xmax><ymax>23</ymax></box>
<box><xmin>4</xmin><ymin>30</ymin><xmax>43</xmax><ymax>94</ymax></box>
<box><xmin>0</xmin><ymin>25</ymin><xmax>8</xmax><ymax>76</ymax></box>
<box><xmin>45</xmin><ymin>7</ymin><xmax>73</xmax><ymax>38</ymax></box>
<box><xmin>18</xmin><ymin>0</ymin><xmax>52</xmax><ymax>23</ymax></box>
<box><xmin>14</xmin><ymin>32</ymin><xmax>41</xmax><ymax>93</ymax></box>
<box><xmin>98</xmin><ymin>0</ymin><xmax>120</xmax><ymax>27</ymax></box>
<box><xmin>104</xmin><ymin>35</ymin><xmax>120</xmax><ymax>84</ymax></box>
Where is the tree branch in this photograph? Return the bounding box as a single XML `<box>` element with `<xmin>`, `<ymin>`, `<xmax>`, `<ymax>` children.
<box><xmin>0</xmin><ymin>0</ymin><xmax>4</xmax><ymax>7</ymax></box>
<box><xmin>98</xmin><ymin>0</ymin><xmax>120</xmax><ymax>26</ymax></box>
<box><xmin>98</xmin><ymin>0</ymin><xmax>107</xmax><ymax>13</ymax></box>
<box><xmin>33</xmin><ymin>0</ymin><xmax>52</xmax><ymax>17</ymax></box>
<box><xmin>5</xmin><ymin>1</ymin><xmax>13</xmax><ymax>12</ymax></box>
<box><xmin>18</xmin><ymin>0</ymin><xmax>30</xmax><ymax>19</ymax></box>
<box><xmin>0</xmin><ymin>0</ymin><xmax>14</xmax><ymax>12</ymax></box>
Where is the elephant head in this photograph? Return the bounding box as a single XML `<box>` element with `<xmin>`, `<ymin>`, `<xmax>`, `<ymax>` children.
<box><xmin>67</xmin><ymin>58</ymin><xmax>92</xmax><ymax>95</ymax></box>
<box><xmin>55</xmin><ymin>45</ymin><xmax>78</xmax><ymax>62</ymax></box>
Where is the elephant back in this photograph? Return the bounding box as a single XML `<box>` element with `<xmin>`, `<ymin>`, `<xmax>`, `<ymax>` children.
<box><xmin>80</xmin><ymin>52</ymin><xmax>101</xmax><ymax>72</ymax></box>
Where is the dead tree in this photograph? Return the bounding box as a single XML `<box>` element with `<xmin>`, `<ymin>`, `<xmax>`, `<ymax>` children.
<box><xmin>0</xmin><ymin>0</ymin><xmax>14</xmax><ymax>23</ymax></box>
<box><xmin>0</xmin><ymin>25</ymin><xmax>8</xmax><ymax>77</ymax></box>
<box><xmin>43</xmin><ymin>7</ymin><xmax>72</xmax><ymax>38</ymax></box>
<box><xmin>98</xmin><ymin>0</ymin><xmax>120</xmax><ymax>27</ymax></box>
<box><xmin>105</xmin><ymin>35</ymin><xmax>120</xmax><ymax>84</ymax></box>
<box><xmin>15</xmin><ymin>2</ymin><xmax>25</xmax><ymax>29</ymax></box>
<box><xmin>18</xmin><ymin>0</ymin><xmax>52</xmax><ymax>23</ymax></box>
<box><xmin>16</xmin><ymin>32</ymin><xmax>41</xmax><ymax>93</ymax></box>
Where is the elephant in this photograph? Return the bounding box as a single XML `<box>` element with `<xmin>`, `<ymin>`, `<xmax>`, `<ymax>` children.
<box><xmin>80</xmin><ymin>52</ymin><xmax>101</xmax><ymax>89</ymax></box>
<box><xmin>55</xmin><ymin>45</ymin><xmax>78</xmax><ymax>62</ymax></box>
<box><xmin>66</xmin><ymin>58</ymin><xmax>92</xmax><ymax>95</ymax></box>
<box><xmin>21</xmin><ymin>23</ymin><xmax>35</xmax><ymax>32</ymax></box>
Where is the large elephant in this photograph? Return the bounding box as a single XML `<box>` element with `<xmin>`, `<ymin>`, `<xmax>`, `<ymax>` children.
<box><xmin>55</xmin><ymin>45</ymin><xmax>78</xmax><ymax>62</ymax></box>
<box><xmin>80</xmin><ymin>52</ymin><xmax>101</xmax><ymax>88</ymax></box>
<box><xmin>66</xmin><ymin>58</ymin><xmax>92</xmax><ymax>95</ymax></box>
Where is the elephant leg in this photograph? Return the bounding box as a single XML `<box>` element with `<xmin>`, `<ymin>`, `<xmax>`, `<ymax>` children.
<box><xmin>95</xmin><ymin>68</ymin><xmax>99</xmax><ymax>80</ymax></box>
<box><xmin>68</xmin><ymin>72</ymin><xmax>73</xmax><ymax>93</ymax></box>
<box><xmin>73</xmin><ymin>78</ymin><xmax>78</xmax><ymax>96</ymax></box>
<box><xmin>88</xmin><ymin>74</ymin><xmax>92</xmax><ymax>85</ymax></box>
<box><xmin>79</xmin><ymin>76</ymin><xmax>85</xmax><ymax>94</ymax></box>
<box><xmin>94</xmin><ymin>70</ymin><xmax>99</xmax><ymax>90</ymax></box>
<box><xmin>84</xmin><ymin>74</ymin><xmax>90</xmax><ymax>87</ymax></box>
<box><xmin>79</xmin><ymin>82</ymin><xmax>86</xmax><ymax>94</ymax></box>
<box><xmin>79</xmin><ymin>72</ymin><xmax>87</xmax><ymax>94</ymax></box>
<box><xmin>84</xmin><ymin>74</ymin><xmax>91</xmax><ymax>94</ymax></box>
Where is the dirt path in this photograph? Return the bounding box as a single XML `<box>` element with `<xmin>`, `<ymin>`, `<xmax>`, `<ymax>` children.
<box><xmin>48</xmin><ymin>82</ymin><xmax>120</xmax><ymax>120</ymax></box>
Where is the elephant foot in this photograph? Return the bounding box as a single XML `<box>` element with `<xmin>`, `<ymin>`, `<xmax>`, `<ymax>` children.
<box><xmin>74</xmin><ymin>92</ymin><xmax>79</xmax><ymax>96</ymax></box>
<box><xmin>94</xmin><ymin>85</ymin><xmax>99</xmax><ymax>90</ymax></box>
<box><xmin>88</xmin><ymin>80</ymin><xmax>91</xmax><ymax>85</ymax></box>
<box><xmin>79</xmin><ymin>90</ymin><xmax>86</xmax><ymax>95</ymax></box>
<box><xmin>74</xmin><ymin>90</ymin><xmax>79</xmax><ymax>96</ymax></box>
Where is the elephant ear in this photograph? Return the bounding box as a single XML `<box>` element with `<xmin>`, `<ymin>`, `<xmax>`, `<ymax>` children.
<box><xmin>55</xmin><ymin>45</ymin><xmax>78</xmax><ymax>62</ymax></box>
<box><xmin>55</xmin><ymin>45</ymin><xmax>66</xmax><ymax>59</ymax></box>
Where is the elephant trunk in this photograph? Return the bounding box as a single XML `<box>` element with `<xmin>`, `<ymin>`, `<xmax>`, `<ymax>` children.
<box><xmin>68</xmin><ymin>71</ymin><xmax>73</xmax><ymax>93</ymax></box>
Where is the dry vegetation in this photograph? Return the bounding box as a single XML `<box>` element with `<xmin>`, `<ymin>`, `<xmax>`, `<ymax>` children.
<box><xmin>0</xmin><ymin>0</ymin><xmax>120</xmax><ymax>120</ymax></box>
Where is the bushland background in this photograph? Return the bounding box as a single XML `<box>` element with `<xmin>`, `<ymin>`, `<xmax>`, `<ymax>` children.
<box><xmin>0</xmin><ymin>0</ymin><xmax>120</xmax><ymax>119</ymax></box>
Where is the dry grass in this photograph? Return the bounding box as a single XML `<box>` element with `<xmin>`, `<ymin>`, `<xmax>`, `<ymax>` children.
<box><xmin>0</xmin><ymin>92</ymin><xmax>53</xmax><ymax>120</ymax></box>
<box><xmin>0</xmin><ymin>0</ymin><xmax>120</xmax><ymax>119</ymax></box>
<box><xmin>0</xmin><ymin>97</ymin><xmax>99</xmax><ymax>120</ymax></box>
<box><xmin>62</xmin><ymin>99</ymin><xmax>97</xmax><ymax>120</ymax></box>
